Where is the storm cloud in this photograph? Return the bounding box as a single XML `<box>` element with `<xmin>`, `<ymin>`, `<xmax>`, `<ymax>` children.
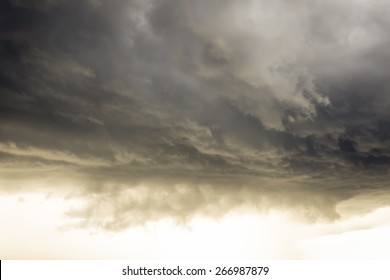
<box><xmin>1</xmin><ymin>0</ymin><xmax>390</xmax><ymax>230</ymax></box>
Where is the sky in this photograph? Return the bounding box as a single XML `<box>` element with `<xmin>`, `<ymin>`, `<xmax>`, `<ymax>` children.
<box><xmin>0</xmin><ymin>0</ymin><xmax>390</xmax><ymax>259</ymax></box>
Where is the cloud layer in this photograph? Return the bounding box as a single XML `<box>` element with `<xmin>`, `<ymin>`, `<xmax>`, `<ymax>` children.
<box><xmin>1</xmin><ymin>0</ymin><xmax>390</xmax><ymax>230</ymax></box>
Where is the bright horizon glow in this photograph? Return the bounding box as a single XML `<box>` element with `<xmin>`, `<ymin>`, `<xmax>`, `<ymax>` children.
<box><xmin>2</xmin><ymin>191</ymin><xmax>390</xmax><ymax>259</ymax></box>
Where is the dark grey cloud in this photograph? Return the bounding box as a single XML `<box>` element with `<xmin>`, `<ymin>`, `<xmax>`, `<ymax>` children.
<box><xmin>1</xmin><ymin>0</ymin><xmax>389</xmax><ymax>230</ymax></box>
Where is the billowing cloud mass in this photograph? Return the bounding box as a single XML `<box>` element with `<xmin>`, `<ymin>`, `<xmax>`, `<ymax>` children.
<box><xmin>1</xmin><ymin>0</ymin><xmax>390</xmax><ymax>231</ymax></box>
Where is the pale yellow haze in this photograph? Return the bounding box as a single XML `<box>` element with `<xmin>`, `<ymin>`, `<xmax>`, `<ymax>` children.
<box><xmin>1</xmin><ymin>189</ymin><xmax>390</xmax><ymax>259</ymax></box>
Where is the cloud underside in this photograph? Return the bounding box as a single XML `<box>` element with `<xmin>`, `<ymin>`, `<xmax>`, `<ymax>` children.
<box><xmin>1</xmin><ymin>0</ymin><xmax>390</xmax><ymax>230</ymax></box>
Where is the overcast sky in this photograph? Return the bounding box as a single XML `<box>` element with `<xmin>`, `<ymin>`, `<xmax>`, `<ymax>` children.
<box><xmin>1</xmin><ymin>0</ymin><xmax>390</xmax><ymax>259</ymax></box>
